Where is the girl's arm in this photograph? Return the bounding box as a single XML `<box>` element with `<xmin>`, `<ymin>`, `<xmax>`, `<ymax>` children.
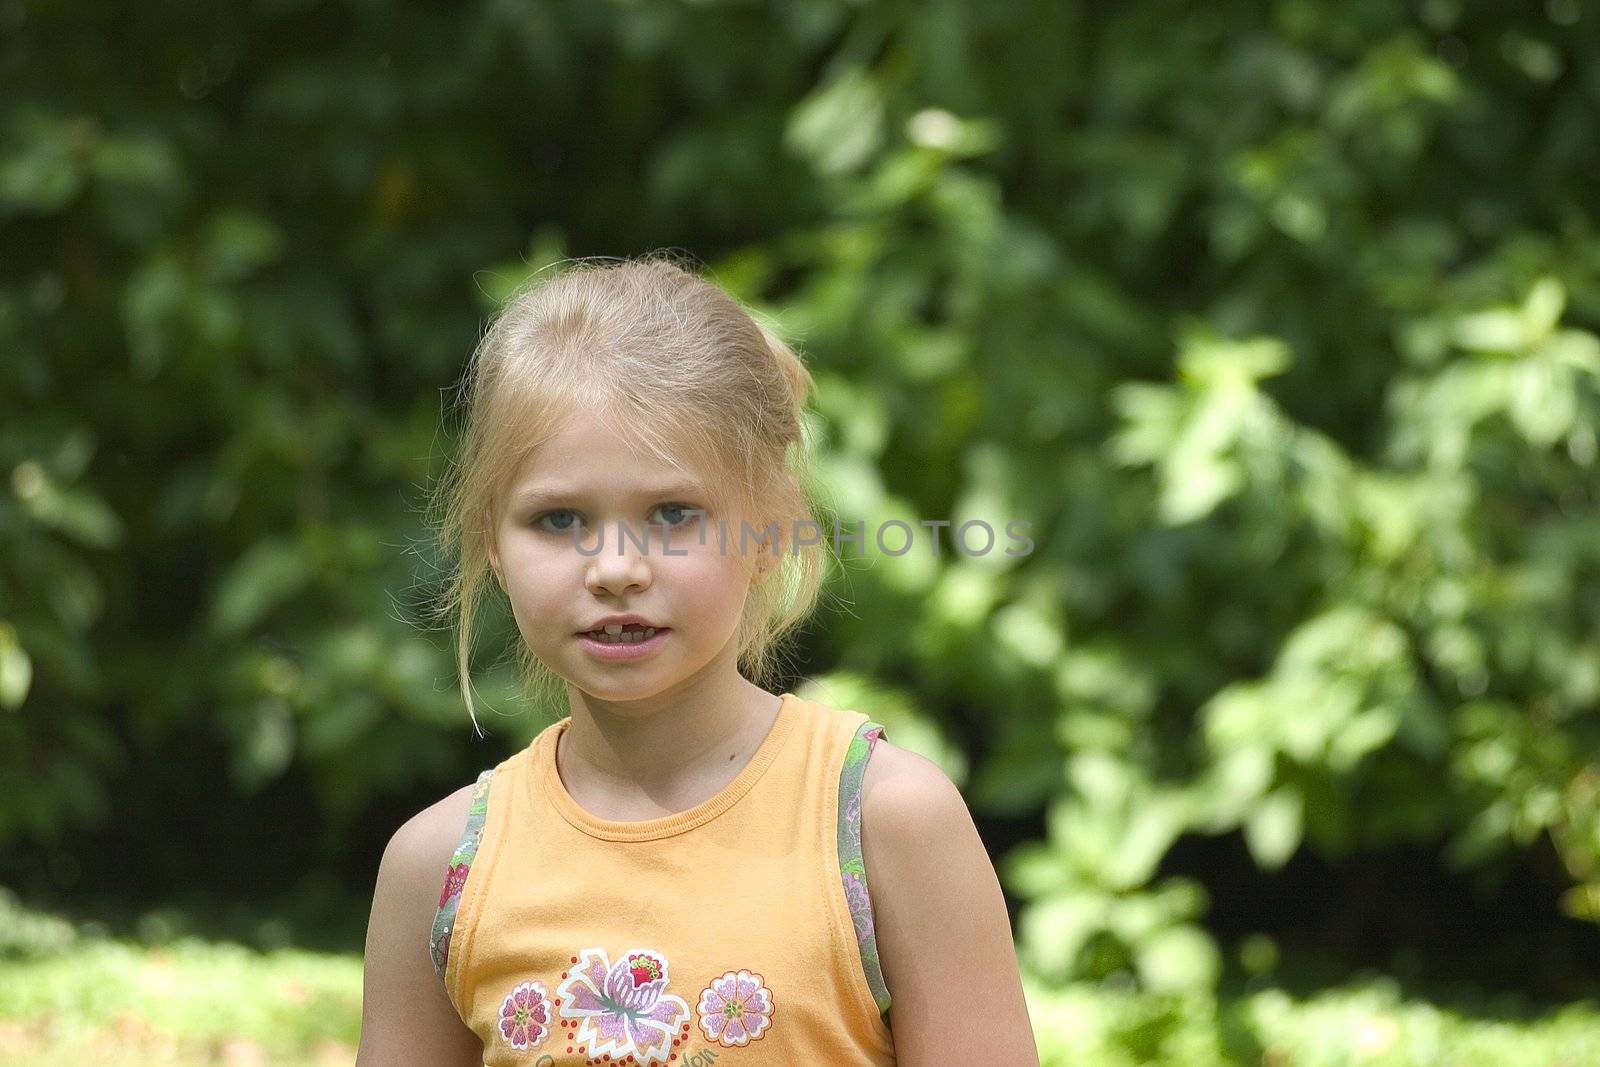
<box><xmin>356</xmin><ymin>787</ymin><xmax>486</xmax><ymax>1067</ymax></box>
<box><xmin>861</xmin><ymin>740</ymin><xmax>1041</xmax><ymax>1066</ymax></box>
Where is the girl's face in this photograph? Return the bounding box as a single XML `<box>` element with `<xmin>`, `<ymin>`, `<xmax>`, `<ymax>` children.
<box><xmin>487</xmin><ymin>408</ymin><xmax>770</xmax><ymax>702</ymax></box>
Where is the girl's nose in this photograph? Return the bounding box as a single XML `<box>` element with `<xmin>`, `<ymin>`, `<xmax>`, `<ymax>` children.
<box><xmin>583</xmin><ymin>521</ymin><xmax>654</xmax><ymax>595</ymax></box>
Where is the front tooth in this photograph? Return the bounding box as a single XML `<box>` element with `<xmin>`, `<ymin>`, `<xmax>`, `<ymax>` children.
<box><xmin>603</xmin><ymin>623</ymin><xmax>623</xmax><ymax>635</ymax></box>
<box><xmin>591</xmin><ymin>626</ymin><xmax>657</xmax><ymax>643</ymax></box>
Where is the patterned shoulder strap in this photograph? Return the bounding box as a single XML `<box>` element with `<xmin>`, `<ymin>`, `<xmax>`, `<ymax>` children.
<box><xmin>836</xmin><ymin>719</ymin><xmax>892</xmax><ymax>1017</ymax></box>
<box><xmin>430</xmin><ymin>768</ymin><xmax>495</xmax><ymax>980</ymax></box>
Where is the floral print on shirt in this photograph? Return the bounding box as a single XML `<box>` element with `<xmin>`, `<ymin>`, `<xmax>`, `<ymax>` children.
<box><xmin>430</xmin><ymin>767</ymin><xmax>493</xmax><ymax>978</ymax></box>
<box><xmin>555</xmin><ymin>946</ymin><xmax>691</xmax><ymax>1065</ymax></box>
<box><xmin>430</xmin><ymin>714</ymin><xmax>895</xmax><ymax>1035</ymax></box>
<box><xmin>695</xmin><ymin>968</ymin><xmax>775</xmax><ymax>1046</ymax></box>
<box><xmin>498</xmin><ymin>980</ymin><xmax>553</xmax><ymax>1050</ymax></box>
<box><xmin>836</xmin><ymin>720</ymin><xmax>892</xmax><ymax>1016</ymax></box>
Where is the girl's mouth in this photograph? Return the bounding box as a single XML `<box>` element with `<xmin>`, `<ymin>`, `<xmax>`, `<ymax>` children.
<box><xmin>576</xmin><ymin>626</ymin><xmax>670</xmax><ymax>660</ymax></box>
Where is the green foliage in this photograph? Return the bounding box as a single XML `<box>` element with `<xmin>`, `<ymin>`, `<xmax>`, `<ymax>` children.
<box><xmin>1</xmin><ymin>897</ymin><xmax>1596</xmax><ymax>1067</ymax></box>
<box><xmin>2</xmin><ymin>0</ymin><xmax>1598</xmax><ymax>1008</ymax></box>
<box><xmin>1024</xmin><ymin>975</ymin><xmax>1600</xmax><ymax>1067</ymax></box>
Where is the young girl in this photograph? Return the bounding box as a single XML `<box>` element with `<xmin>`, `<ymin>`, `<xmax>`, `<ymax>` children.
<box><xmin>356</xmin><ymin>255</ymin><xmax>1039</xmax><ymax>1066</ymax></box>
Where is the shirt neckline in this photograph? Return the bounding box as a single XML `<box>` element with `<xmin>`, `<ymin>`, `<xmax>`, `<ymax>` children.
<box><xmin>534</xmin><ymin>691</ymin><xmax>800</xmax><ymax>841</ymax></box>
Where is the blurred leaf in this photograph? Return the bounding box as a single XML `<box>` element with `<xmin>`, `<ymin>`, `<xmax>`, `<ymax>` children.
<box><xmin>1134</xmin><ymin>923</ymin><xmax>1222</xmax><ymax>993</ymax></box>
<box><xmin>1245</xmin><ymin>787</ymin><xmax>1305</xmax><ymax>870</ymax></box>
<box><xmin>0</xmin><ymin>108</ymin><xmax>86</xmax><ymax>213</ymax></box>
<box><xmin>209</xmin><ymin>540</ymin><xmax>315</xmax><ymax>636</ymax></box>
<box><xmin>785</xmin><ymin>64</ymin><xmax>884</xmax><ymax>176</ymax></box>
<box><xmin>1018</xmin><ymin>891</ymin><xmax>1107</xmax><ymax>981</ymax></box>
<box><xmin>0</xmin><ymin>623</ymin><xmax>32</xmax><ymax>710</ymax></box>
<box><xmin>230</xmin><ymin>698</ymin><xmax>296</xmax><ymax>794</ymax></box>
<box><xmin>200</xmin><ymin>210</ymin><xmax>284</xmax><ymax>282</ymax></box>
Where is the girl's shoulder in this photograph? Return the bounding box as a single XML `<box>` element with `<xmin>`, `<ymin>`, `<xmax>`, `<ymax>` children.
<box><xmin>433</xmin><ymin>779</ymin><xmax>482</xmax><ymax>835</ymax></box>
<box><xmin>381</xmin><ymin>779</ymin><xmax>485</xmax><ymax>929</ymax></box>
<box><xmin>383</xmin><ymin>779</ymin><xmax>481</xmax><ymax>876</ymax></box>
<box><xmin>858</xmin><ymin>735</ymin><xmax>954</xmax><ymax>814</ymax></box>
<box><xmin>855</xmin><ymin>736</ymin><xmax>1037</xmax><ymax>1057</ymax></box>
<box><xmin>856</xmin><ymin>736</ymin><xmax>973</xmax><ymax>887</ymax></box>
<box><xmin>404</xmin><ymin>778</ymin><xmax>482</xmax><ymax>857</ymax></box>
<box><xmin>425</xmin><ymin>772</ymin><xmax>498</xmax><ymax>979</ymax></box>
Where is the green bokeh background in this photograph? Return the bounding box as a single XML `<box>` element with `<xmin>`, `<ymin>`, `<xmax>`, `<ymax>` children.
<box><xmin>3</xmin><ymin>0</ymin><xmax>1599</xmax><ymax>1063</ymax></box>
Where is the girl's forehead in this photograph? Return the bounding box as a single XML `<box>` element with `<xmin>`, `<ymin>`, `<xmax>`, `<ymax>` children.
<box><xmin>553</xmin><ymin>402</ymin><xmax>716</xmax><ymax>459</ymax></box>
<box><xmin>539</xmin><ymin>402</ymin><xmax>690</xmax><ymax>458</ymax></box>
<box><xmin>508</xmin><ymin>472</ymin><xmax>714</xmax><ymax>507</ymax></box>
<box><xmin>502</xmin><ymin>402</ymin><xmax>742</xmax><ymax>508</ymax></box>
<box><xmin>507</xmin><ymin>443</ymin><xmax>721</xmax><ymax>505</ymax></box>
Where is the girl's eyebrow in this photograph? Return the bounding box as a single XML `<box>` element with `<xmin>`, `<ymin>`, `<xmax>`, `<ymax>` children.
<box><xmin>511</xmin><ymin>482</ymin><xmax>709</xmax><ymax>507</ymax></box>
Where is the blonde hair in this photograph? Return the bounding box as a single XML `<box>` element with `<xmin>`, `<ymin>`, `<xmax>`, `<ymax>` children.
<box><xmin>423</xmin><ymin>251</ymin><xmax>834</xmax><ymax>729</ymax></box>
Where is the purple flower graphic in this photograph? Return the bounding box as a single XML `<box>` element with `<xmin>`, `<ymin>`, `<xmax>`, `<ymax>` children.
<box><xmin>497</xmin><ymin>980</ymin><xmax>552</xmax><ymax>1050</ymax></box>
<box><xmin>696</xmin><ymin>969</ymin><xmax>774</xmax><ymax>1046</ymax></box>
<box><xmin>843</xmin><ymin>869</ymin><xmax>875</xmax><ymax>944</ymax></box>
<box><xmin>555</xmin><ymin>947</ymin><xmax>689</xmax><ymax>1064</ymax></box>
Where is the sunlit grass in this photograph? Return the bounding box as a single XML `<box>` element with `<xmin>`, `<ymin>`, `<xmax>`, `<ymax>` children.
<box><xmin>2</xmin><ymin>890</ymin><xmax>1596</xmax><ymax>1067</ymax></box>
<box><xmin>0</xmin><ymin>936</ymin><xmax>360</xmax><ymax>1067</ymax></box>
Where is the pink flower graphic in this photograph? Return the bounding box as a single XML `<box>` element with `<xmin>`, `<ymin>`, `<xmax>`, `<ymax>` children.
<box><xmin>843</xmin><ymin>869</ymin><xmax>875</xmax><ymax>944</ymax></box>
<box><xmin>498</xmin><ymin>980</ymin><xmax>552</xmax><ymax>1050</ymax></box>
<box><xmin>438</xmin><ymin>862</ymin><xmax>469</xmax><ymax>908</ymax></box>
<box><xmin>555</xmin><ymin>947</ymin><xmax>689</xmax><ymax>1064</ymax></box>
<box><xmin>696</xmin><ymin>968</ymin><xmax>774</xmax><ymax>1046</ymax></box>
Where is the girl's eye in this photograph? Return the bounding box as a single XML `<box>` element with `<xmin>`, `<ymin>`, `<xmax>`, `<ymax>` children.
<box><xmin>652</xmin><ymin>503</ymin><xmax>704</xmax><ymax>528</ymax></box>
<box><xmin>533</xmin><ymin>509</ymin><xmax>581</xmax><ymax>533</ymax></box>
<box><xmin>531</xmin><ymin>504</ymin><xmax>703</xmax><ymax>534</ymax></box>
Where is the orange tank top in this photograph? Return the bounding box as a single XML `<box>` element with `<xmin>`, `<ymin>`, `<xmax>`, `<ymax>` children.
<box><xmin>429</xmin><ymin>692</ymin><xmax>897</xmax><ymax>1066</ymax></box>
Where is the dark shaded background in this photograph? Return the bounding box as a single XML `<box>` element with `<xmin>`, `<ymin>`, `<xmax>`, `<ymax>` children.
<box><xmin>4</xmin><ymin>0</ymin><xmax>1599</xmax><ymax>1010</ymax></box>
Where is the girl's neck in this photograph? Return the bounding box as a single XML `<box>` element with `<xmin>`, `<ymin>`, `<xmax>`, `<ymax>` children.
<box><xmin>557</xmin><ymin>675</ymin><xmax>783</xmax><ymax>814</ymax></box>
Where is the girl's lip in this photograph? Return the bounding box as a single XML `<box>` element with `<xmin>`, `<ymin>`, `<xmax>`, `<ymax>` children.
<box><xmin>575</xmin><ymin>628</ymin><xmax>670</xmax><ymax>660</ymax></box>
